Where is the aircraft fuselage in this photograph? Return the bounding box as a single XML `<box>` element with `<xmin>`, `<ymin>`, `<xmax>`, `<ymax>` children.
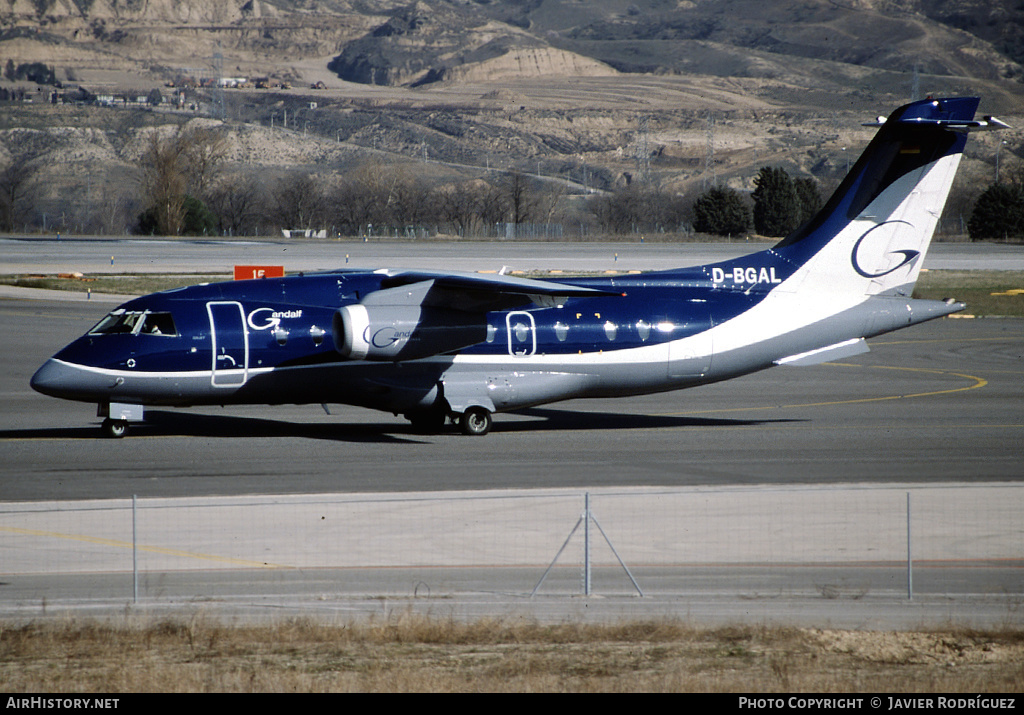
<box><xmin>31</xmin><ymin>96</ymin><xmax>1001</xmax><ymax>436</ymax></box>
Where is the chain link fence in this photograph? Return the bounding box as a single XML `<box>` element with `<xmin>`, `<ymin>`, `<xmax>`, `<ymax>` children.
<box><xmin>1</xmin><ymin>484</ymin><xmax>1021</xmax><ymax>604</ymax></box>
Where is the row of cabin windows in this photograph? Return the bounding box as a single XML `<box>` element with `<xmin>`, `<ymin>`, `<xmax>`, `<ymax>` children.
<box><xmin>92</xmin><ymin>310</ymin><xmax>672</xmax><ymax>348</ymax></box>
<box><xmin>485</xmin><ymin>319</ymin><xmax>665</xmax><ymax>344</ymax></box>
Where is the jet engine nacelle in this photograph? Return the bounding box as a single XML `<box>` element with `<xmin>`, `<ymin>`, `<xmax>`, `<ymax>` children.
<box><xmin>333</xmin><ymin>304</ymin><xmax>488</xmax><ymax>361</ymax></box>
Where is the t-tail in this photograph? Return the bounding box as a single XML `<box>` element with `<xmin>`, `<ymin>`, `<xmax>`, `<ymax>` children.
<box><xmin>696</xmin><ymin>97</ymin><xmax>1008</xmax><ymax>368</ymax></box>
<box><xmin>766</xmin><ymin>96</ymin><xmax>1007</xmax><ymax>299</ymax></box>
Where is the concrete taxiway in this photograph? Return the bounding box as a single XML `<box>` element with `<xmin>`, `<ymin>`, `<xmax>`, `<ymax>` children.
<box><xmin>1</xmin><ymin>238</ymin><xmax>1022</xmax><ymax>625</ymax></box>
<box><xmin>1</xmin><ymin>299</ymin><xmax>1021</xmax><ymax>499</ymax></box>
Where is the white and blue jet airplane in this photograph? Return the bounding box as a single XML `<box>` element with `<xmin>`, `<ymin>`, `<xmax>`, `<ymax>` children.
<box><xmin>31</xmin><ymin>97</ymin><xmax>1007</xmax><ymax>437</ymax></box>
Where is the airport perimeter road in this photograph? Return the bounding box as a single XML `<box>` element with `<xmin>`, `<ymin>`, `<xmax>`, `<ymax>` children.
<box><xmin>1</xmin><ymin>294</ymin><xmax>1021</xmax><ymax>501</ymax></box>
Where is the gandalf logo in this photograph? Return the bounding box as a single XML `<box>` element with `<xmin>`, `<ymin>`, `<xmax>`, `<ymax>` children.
<box><xmin>851</xmin><ymin>220</ymin><xmax>920</xmax><ymax>278</ymax></box>
<box><xmin>365</xmin><ymin>326</ymin><xmax>413</xmax><ymax>349</ymax></box>
<box><xmin>247</xmin><ymin>308</ymin><xmax>303</xmax><ymax>330</ymax></box>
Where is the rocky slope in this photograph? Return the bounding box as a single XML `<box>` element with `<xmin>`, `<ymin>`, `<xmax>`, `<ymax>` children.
<box><xmin>1</xmin><ymin>0</ymin><xmax>1021</xmax><ymax>236</ymax></box>
<box><xmin>1</xmin><ymin>0</ymin><xmax>1021</xmax><ymax>89</ymax></box>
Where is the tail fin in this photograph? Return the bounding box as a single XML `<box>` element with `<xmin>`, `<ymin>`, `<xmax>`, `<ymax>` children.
<box><xmin>770</xmin><ymin>97</ymin><xmax>1007</xmax><ymax>297</ymax></box>
<box><xmin>700</xmin><ymin>98</ymin><xmax>1007</xmax><ymax>299</ymax></box>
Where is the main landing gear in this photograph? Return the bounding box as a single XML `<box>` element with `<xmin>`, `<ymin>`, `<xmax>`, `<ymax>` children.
<box><xmin>404</xmin><ymin>405</ymin><xmax>494</xmax><ymax>436</ymax></box>
<box><xmin>458</xmin><ymin>406</ymin><xmax>493</xmax><ymax>436</ymax></box>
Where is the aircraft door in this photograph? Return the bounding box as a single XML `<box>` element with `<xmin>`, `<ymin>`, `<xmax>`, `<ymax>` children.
<box><xmin>207</xmin><ymin>301</ymin><xmax>249</xmax><ymax>387</ymax></box>
<box><xmin>506</xmin><ymin>311</ymin><xmax>537</xmax><ymax>356</ymax></box>
<box><xmin>667</xmin><ymin>315</ymin><xmax>713</xmax><ymax>378</ymax></box>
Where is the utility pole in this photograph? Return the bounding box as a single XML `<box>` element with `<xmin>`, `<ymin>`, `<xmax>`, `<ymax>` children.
<box><xmin>637</xmin><ymin>115</ymin><xmax>650</xmax><ymax>184</ymax></box>
<box><xmin>703</xmin><ymin>111</ymin><xmax>716</xmax><ymax>191</ymax></box>
<box><xmin>211</xmin><ymin>49</ymin><xmax>225</xmax><ymax>121</ymax></box>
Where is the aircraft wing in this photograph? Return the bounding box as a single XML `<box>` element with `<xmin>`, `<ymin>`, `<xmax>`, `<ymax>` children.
<box><xmin>373</xmin><ymin>269</ymin><xmax>623</xmax><ymax>311</ymax></box>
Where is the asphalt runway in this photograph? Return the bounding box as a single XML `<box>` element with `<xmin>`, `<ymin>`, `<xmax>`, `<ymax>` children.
<box><xmin>1</xmin><ymin>297</ymin><xmax>1021</xmax><ymax>501</ymax></box>
<box><xmin>4</xmin><ymin>235</ymin><xmax>1024</xmax><ymax>275</ymax></box>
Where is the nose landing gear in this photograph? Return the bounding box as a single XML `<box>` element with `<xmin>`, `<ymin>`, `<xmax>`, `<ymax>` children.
<box><xmin>99</xmin><ymin>402</ymin><xmax>144</xmax><ymax>439</ymax></box>
<box><xmin>101</xmin><ymin>418</ymin><xmax>128</xmax><ymax>439</ymax></box>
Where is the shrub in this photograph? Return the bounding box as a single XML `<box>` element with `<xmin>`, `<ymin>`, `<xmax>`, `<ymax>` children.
<box><xmin>968</xmin><ymin>184</ymin><xmax>1024</xmax><ymax>240</ymax></box>
<box><xmin>692</xmin><ymin>186</ymin><xmax>751</xmax><ymax>236</ymax></box>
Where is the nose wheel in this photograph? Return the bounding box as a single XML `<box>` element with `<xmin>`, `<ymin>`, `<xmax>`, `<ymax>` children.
<box><xmin>459</xmin><ymin>406</ymin><xmax>493</xmax><ymax>436</ymax></box>
<box><xmin>99</xmin><ymin>403</ymin><xmax>143</xmax><ymax>438</ymax></box>
<box><xmin>101</xmin><ymin>418</ymin><xmax>129</xmax><ymax>439</ymax></box>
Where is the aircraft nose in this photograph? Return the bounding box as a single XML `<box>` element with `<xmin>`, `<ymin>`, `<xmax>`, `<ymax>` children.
<box><xmin>30</xmin><ymin>359</ymin><xmax>89</xmax><ymax>399</ymax></box>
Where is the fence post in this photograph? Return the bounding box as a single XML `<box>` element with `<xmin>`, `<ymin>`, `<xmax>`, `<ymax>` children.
<box><xmin>906</xmin><ymin>491</ymin><xmax>913</xmax><ymax>601</ymax></box>
<box><xmin>132</xmin><ymin>494</ymin><xmax>139</xmax><ymax>604</ymax></box>
<box><xmin>584</xmin><ymin>492</ymin><xmax>592</xmax><ymax>596</ymax></box>
<box><xmin>532</xmin><ymin>491</ymin><xmax>643</xmax><ymax>597</ymax></box>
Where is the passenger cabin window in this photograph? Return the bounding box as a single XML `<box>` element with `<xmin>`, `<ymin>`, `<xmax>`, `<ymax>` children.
<box><xmin>635</xmin><ymin>320</ymin><xmax>651</xmax><ymax>342</ymax></box>
<box><xmin>90</xmin><ymin>310</ymin><xmax>177</xmax><ymax>337</ymax></box>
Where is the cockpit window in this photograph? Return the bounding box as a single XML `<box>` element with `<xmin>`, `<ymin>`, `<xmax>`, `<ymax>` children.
<box><xmin>90</xmin><ymin>310</ymin><xmax>177</xmax><ymax>337</ymax></box>
<box><xmin>141</xmin><ymin>312</ymin><xmax>176</xmax><ymax>336</ymax></box>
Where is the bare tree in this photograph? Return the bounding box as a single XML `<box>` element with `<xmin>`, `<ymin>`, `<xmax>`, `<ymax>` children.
<box><xmin>207</xmin><ymin>172</ymin><xmax>264</xmax><ymax>236</ymax></box>
<box><xmin>96</xmin><ymin>186</ymin><xmax>138</xmax><ymax>236</ymax></box>
<box><xmin>324</xmin><ymin>161</ymin><xmax>434</xmax><ymax>235</ymax></box>
<box><xmin>498</xmin><ymin>170</ymin><xmax>537</xmax><ymax>226</ymax></box>
<box><xmin>436</xmin><ymin>180</ymin><xmax>491</xmax><ymax>237</ymax></box>
<box><xmin>139</xmin><ymin>124</ymin><xmax>228</xmax><ymax>235</ymax></box>
<box><xmin>140</xmin><ymin>130</ymin><xmax>188</xmax><ymax>235</ymax></box>
<box><xmin>0</xmin><ymin>162</ymin><xmax>38</xmax><ymax>232</ymax></box>
<box><xmin>390</xmin><ymin>174</ymin><xmax>435</xmax><ymax>231</ymax></box>
<box><xmin>328</xmin><ymin>178</ymin><xmax>376</xmax><ymax>234</ymax></box>
<box><xmin>180</xmin><ymin>125</ymin><xmax>228</xmax><ymax>200</ymax></box>
<box><xmin>272</xmin><ymin>173</ymin><xmax>324</xmax><ymax>230</ymax></box>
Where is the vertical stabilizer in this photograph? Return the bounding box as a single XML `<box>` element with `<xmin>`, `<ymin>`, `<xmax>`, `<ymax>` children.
<box><xmin>770</xmin><ymin>97</ymin><xmax>997</xmax><ymax>297</ymax></box>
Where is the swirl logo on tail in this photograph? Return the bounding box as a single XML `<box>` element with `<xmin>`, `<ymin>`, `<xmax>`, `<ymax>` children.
<box><xmin>851</xmin><ymin>221</ymin><xmax>920</xmax><ymax>278</ymax></box>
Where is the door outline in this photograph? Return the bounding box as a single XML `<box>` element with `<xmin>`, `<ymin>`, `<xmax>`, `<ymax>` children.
<box><xmin>667</xmin><ymin>317</ymin><xmax>713</xmax><ymax>378</ymax></box>
<box><xmin>207</xmin><ymin>301</ymin><xmax>249</xmax><ymax>387</ymax></box>
<box><xmin>506</xmin><ymin>311</ymin><xmax>537</xmax><ymax>356</ymax></box>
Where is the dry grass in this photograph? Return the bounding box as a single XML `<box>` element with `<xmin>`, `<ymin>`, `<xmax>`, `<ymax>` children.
<box><xmin>2</xmin><ymin>615</ymin><xmax>1022</xmax><ymax>692</ymax></box>
<box><xmin>914</xmin><ymin>269</ymin><xmax>1024</xmax><ymax>318</ymax></box>
<box><xmin>0</xmin><ymin>273</ymin><xmax>229</xmax><ymax>296</ymax></box>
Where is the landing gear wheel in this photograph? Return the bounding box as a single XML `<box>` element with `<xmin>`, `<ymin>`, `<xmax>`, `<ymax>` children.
<box><xmin>101</xmin><ymin>418</ymin><xmax>128</xmax><ymax>439</ymax></box>
<box><xmin>459</xmin><ymin>406</ymin><xmax>492</xmax><ymax>436</ymax></box>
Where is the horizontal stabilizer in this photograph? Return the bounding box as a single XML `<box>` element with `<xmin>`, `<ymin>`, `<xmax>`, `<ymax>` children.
<box><xmin>864</xmin><ymin>115</ymin><xmax>1011</xmax><ymax>133</ymax></box>
<box><xmin>775</xmin><ymin>338</ymin><xmax>869</xmax><ymax>367</ymax></box>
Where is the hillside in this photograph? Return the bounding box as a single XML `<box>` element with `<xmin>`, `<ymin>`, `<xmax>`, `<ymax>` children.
<box><xmin>2</xmin><ymin>1</ymin><xmax>1021</xmax><ymax>91</ymax></box>
<box><xmin>0</xmin><ymin>0</ymin><xmax>1021</xmax><ymax>237</ymax></box>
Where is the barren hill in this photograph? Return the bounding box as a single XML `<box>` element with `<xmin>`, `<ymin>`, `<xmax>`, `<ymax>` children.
<box><xmin>1</xmin><ymin>0</ymin><xmax>1022</xmax><ymax>237</ymax></box>
<box><xmin>2</xmin><ymin>0</ymin><xmax>1022</xmax><ymax>91</ymax></box>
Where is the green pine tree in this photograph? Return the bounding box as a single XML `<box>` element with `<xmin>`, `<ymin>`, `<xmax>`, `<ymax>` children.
<box><xmin>752</xmin><ymin>167</ymin><xmax>800</xmax><ymax>237</ymax></box>
<box><xmin>794</xmin><ymin>177</ymin><xmax>823</xmax><ymax>224</ymax></box>
<box><xmin>968</xmin><ymin>184</ymin><xmax>1024</xmax><ymax>240</ymax></box>
<box><xmin>692</xmin><ymin>186</ymin><xmax>751</xmax><ymax>237</ymax></box>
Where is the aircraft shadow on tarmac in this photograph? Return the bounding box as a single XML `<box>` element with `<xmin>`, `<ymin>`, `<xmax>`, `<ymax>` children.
<box><xmin>3</xmin><ymin>412</ymin><xmax>424</xmax><ymax>444</ymax></box>
<box><xmin>3</xmin><ymin>408</ymin><xmax>800</xmax><ymax>442</ymax></box>
<box><xmin>503</xmin><ymin>407</ymin><xmax>802</xmax><ymax>433</ymax></box>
